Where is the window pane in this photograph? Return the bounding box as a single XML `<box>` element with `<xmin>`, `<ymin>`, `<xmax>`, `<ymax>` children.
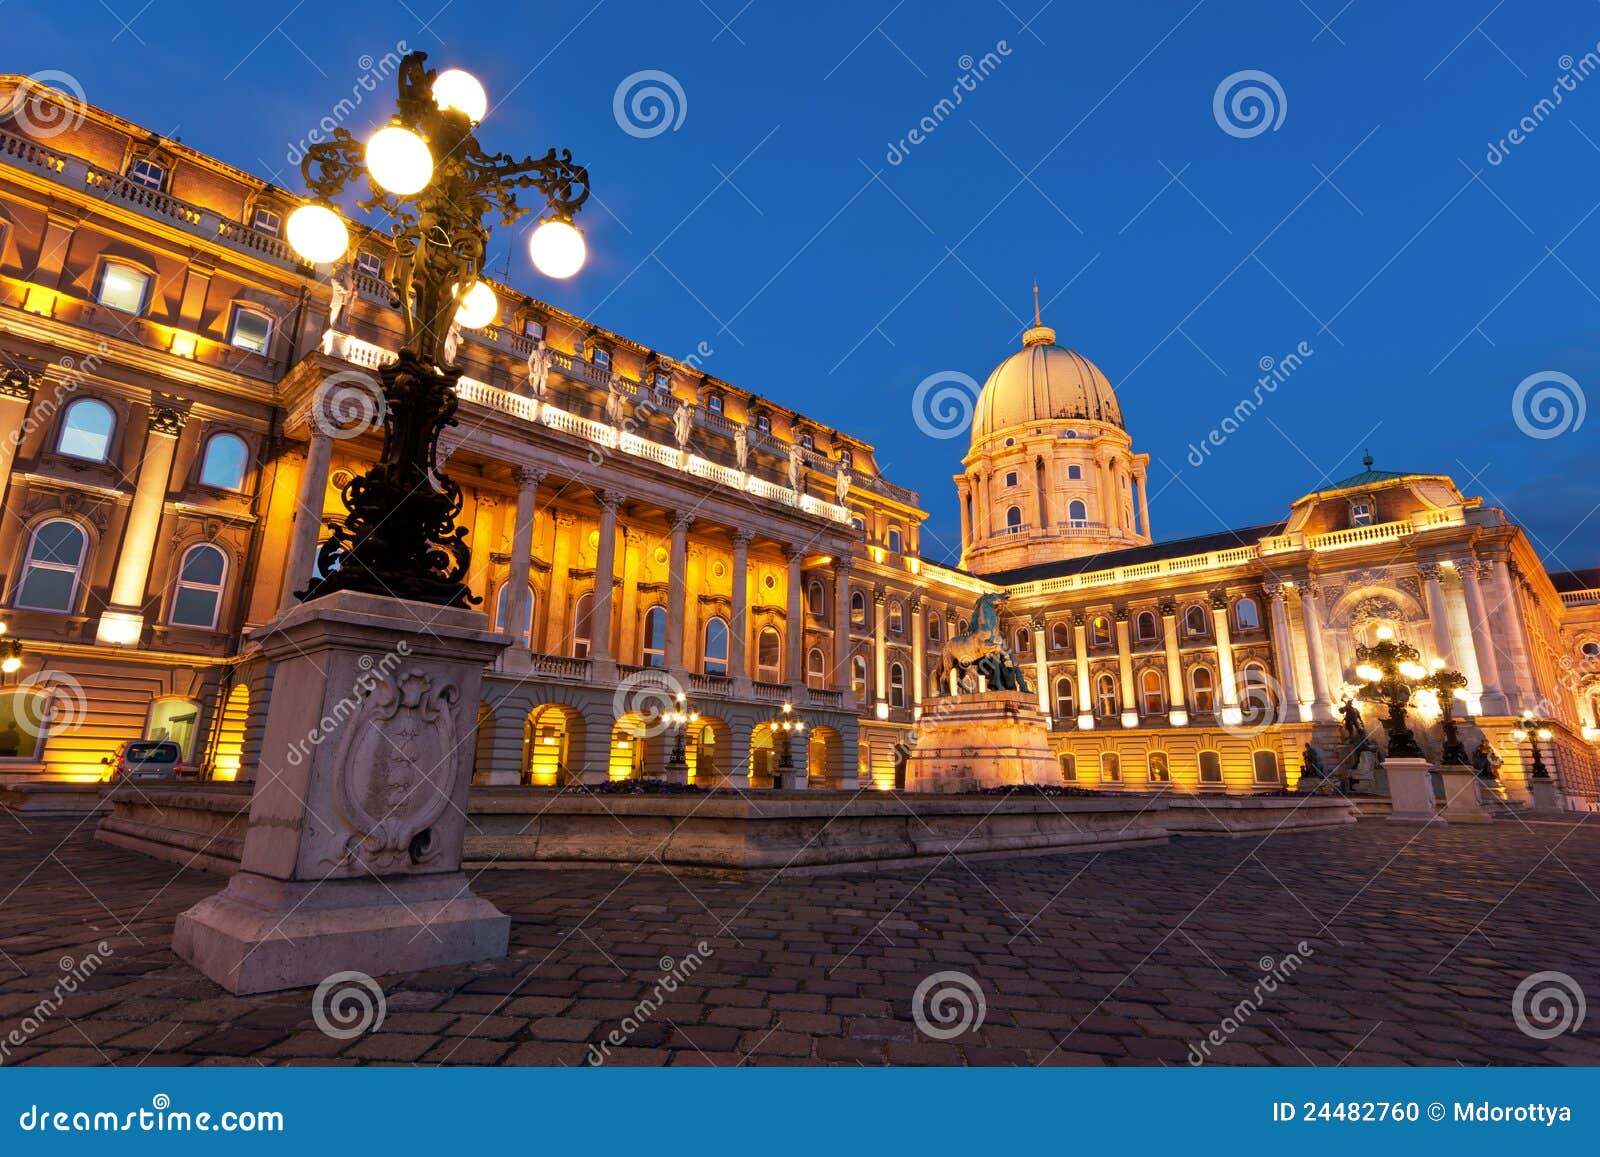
<box><xmin>229</xmin><ymin>309</ymin><xmax>272</xmax><ymax>354</ymax></box>
<box><xmin>32</xmin><ymin>521</ymin><xmax>87</xmax><ymax>566</ymax></box>
<box><xmin>0</xmin><ymin>691</ymin><xmax>48</xmax><ymax>759</ymax></box>
<box><xmin>171</xmin><ymin>586</ymin><xmax>220</xmax><ymax>627</ymax></box>
<box><xmin>16</xmin><ymin>567</ymin><xmax>75</xmax><ymax>611</ymax></box>
<box><xmin>704</xmin><ymin>618</ymin><xmax>728</xmax><ymax>675</ymax></box>
<box><xmin>181</xmin><ymin>545</ymin><xmax>225</xmax><ymax>585</ymax></box>
<box><xmin>200</xmin><ymin>435</ymin><xmax>248</xmax><ymax>489</ymax></box>
<box><xmin>97</xmin><ymin>264</ymin><xmax>149</xmax><ymax>314</ymax></box>
<box><xmin>59</xmin><ymin>400</ymin><xmax>114</xmax><ymax>461</ymax></box>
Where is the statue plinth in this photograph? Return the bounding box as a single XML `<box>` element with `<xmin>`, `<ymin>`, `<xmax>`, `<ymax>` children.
<box><xmin>1384</xmin><ymin>757</ymin><xmax>1438</xmax><ymax>822</ymax></box>
<box><xmin>904</xmin><ymin>690</ymin><xmax>1058</xmax><ymax>794</ymax></box>
<box><xmin>174</xmin><ymin>591</ymin><xmax>511</xmax><ymax>994</ymax></box>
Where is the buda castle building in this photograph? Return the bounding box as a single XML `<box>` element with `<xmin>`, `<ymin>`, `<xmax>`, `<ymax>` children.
<box><xmin>1</xmin><ymin>77</ymin><xmax>1596</xmax><ymax>807</ymax></box>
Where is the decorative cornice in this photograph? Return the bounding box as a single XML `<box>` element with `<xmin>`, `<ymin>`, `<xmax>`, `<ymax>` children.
<box><xmin>149</xmin><ymin>406</ymin><xmax>188</xmax><ymax>436</ymax></box>
<box><xmin>0</xmin><ymin>367</ymin><xmax>38</xmax><ymax>401</ymax></box>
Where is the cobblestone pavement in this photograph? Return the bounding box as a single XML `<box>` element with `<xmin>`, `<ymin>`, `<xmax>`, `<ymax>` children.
<box><xmin>2</xmin><ymin>814</ymin><xmax>1598</xmax><ymax>1066</ymax></box>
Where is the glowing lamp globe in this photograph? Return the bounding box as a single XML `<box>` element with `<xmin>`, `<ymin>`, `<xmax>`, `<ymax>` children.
<box><xmin>285</xmin><ymin>204</ymin><xmax>350</xmax><ymax>264</ymax></box>
<box><xmin>366</xmin><ymin>125</ymin><xmax>433</xmax><ymax>195</ymax></box>
<box><xmin>1399</xmin><ymin>661</ymin><xmax>1426</xmax><ymax>679</ymax></box>
<box><xmin>0</xmin><ymin>656</ymin><xmax>19</xmax><ymax>675</ymax></box>
<box><xmin>1356</xmin><ymin>664</ymin><xmax>1382</xmax><ymax>682</ymax></box>
<box><xmin>453</xmin><ymin>282</ymin><xmax>498</xmax><ymax>329</ymax></box>
<box><xmin>529</xmin><ymin>218</ymin><xmax>586</xmax><ymax>279</ymax></box>
<box><xmin>432</xmin><ymin>69</ymin><xmax>488</xmax><ymax>123</ymax></box>
<box><xmin>1375</xmin><ymin>625</ymin><xmax>1394</xmax><ymax>640</ymax></box>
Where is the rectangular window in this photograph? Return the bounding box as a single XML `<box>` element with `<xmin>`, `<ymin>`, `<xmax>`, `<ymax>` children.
<box><xmin>1199</xmin><ymin>750</ymin><xmax>1223</xmax><ymax>784</ymax></box>
<box><xmin>227</xmin><ymin>306</ymin><xmax>272</xmax><ymax>354</ymax></box>
<box><xmin>1059</xmin><ymin>753</ymin><xmax>1076</xmax><ymax>782</ymax></box>
<box><xmin>1149</xmin><ymin>752</ymin><xmax>1170</xmax><ymax>782</ymax></box>
<box><xmin>250</xmin><ymin>207</ymin><xmax>281</xmax><ymax>237</ymax></box>
<box><xmin>523</xmin><ymin>318</ymin><xmax>546</xmax><ymax>340</ymax></box>
<box><xmin>355</xmin><ymin>251</ymin><xmax>384</xmax><ymax>280</ymax></box>
<box><xmin>96</xmin><ymin>263</ymin><xmax>151</xmax><ymax>315</ymax></box>
<box><xmin>1100</xmin><ymin>753</ymin><xmax>1121</xmax><ymax>782</ymax></box>
<box><xmin>1253</xmin><ymin>750</ymin><xmax>1280</xmax><ymax>784</ymax></box>
<box><xmin>128</xmin><ymin>158</ymin><xmax>165</xmax><ymax>190</ymax></box>
<box><xmin>0</xmin><ymin>690</ymin><xmax>48</xmax><ymax>760</ymax></box>
<box><xmin>653</xmin><ymin>371</ymin><xmax>671</xmax><ymax>393</ymax></box>
<box><xmin>1005</xmin><ymin>471</ymin><xmax>1018</xmax><ymax>488</ymax></box>
<box><xmin>592</xmin><ymin>348</ymin><xmax>611</xmax><ymax>369</ymax></box>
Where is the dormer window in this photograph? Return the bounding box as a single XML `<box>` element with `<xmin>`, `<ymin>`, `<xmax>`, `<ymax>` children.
<box><xmin>355</xmin><ymin>251</ymin><xmax>384</xmax><ymax>280</ymax></box>
<box><xmin>128</xmin><ymin>157</ymin><xmax>166</xmax><ymax>191</ymax></box>
<box><xmin>653</xmin><ymin>371</ymin><xmax>671</xmax><ymax>393</ymax></box>
<box><xmin>706</xmin><ymin>393</ymin><xmax>723</xmax><ymax>414</ymax></box>
<box><xmin>591</xmin><ymin>347</ymin><xmax>612</xmax><ymax>369</ymax></box>
<box><xmin>1350</xmin><ymin>499</ymin><xmax>1374</xmax><ymax>527</ymax></box>
<box><xmin>522</xmin><ymin>317</ymin><xmax>545</xmax><ymax>340</ymax></box>
<box><xmin>755</xmin><ymin>414</ymin><xmax>771</xmax><ymax>433</ymax></box>
<box><xmin>800</xmin><ymin>433</ymin><xmax>815</xmax><ymax>451</ymax></box>
<box><xmin>840</xmin><ymin>449</ymin><xmax>853</xmax><ymax>469</ymax></box>
<box><xmin>250</xmin><ymin>207</ymin><xmax>282</xmax><ymax>237</ymax></box>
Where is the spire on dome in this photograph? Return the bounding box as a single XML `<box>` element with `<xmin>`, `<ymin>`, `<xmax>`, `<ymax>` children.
<box><xmin>1022</xmin><ymin>280</ymin><xmax>1056</xmax><ymax>348</ymax></box>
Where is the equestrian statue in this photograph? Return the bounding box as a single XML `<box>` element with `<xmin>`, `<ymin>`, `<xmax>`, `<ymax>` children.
<box><xmin>936</xmin><ymin>592</ymin><xmax>1029</xmax><ymax>695</ymax></box>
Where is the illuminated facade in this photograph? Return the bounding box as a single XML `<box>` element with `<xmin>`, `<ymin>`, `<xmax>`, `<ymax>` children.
<box><xmin>1</xmin><ymin>78</ymin><xmax>1596</xmax><ymax>805</ymax></box>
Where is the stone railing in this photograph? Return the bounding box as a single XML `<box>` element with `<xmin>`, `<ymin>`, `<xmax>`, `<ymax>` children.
<box><xmin>1560</xmin><ymin>589</ymin><xmax>1600</xmax><ymax>607</ymax></box>
<box><xmin>752</xmin><ymin>681</ymin><xmax>792</xmax><ymax>703</ymax></box>
<box><xmin>688</xmin><ymin>672</ymin><xmax>735</xmax><ymax>696</ymax></box>
<box><xmin>528</xmin><ymin>654</ymin><xmax>592</xmax><ymax>681</ymax></box>
<box><xmin>807</xmin><ymin>687</ymin><xmax>845</xmax><ymax>709</ymax></box>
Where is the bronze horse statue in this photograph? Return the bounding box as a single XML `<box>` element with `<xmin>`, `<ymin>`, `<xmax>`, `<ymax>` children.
<box><xmin>937</xmin><ymin>592</ymin><xmax>1028</xmax><ymax>695</ymax></box>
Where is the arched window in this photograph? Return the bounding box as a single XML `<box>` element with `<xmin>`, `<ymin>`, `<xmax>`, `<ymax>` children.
<box><xmin>1068</xmin><ymin>499</ymin><xmax>1088</xmax><ymax>525</ymax></box>
<box><xmin>1240</xmin><ymin>661</ymin><xmax>1272</xmax><ymax>721</ymax></box>
<box><xmin>850</xmin><ymin>654</ymin><xmax>868</xmax><ymax>699</ymax></box>
<box><xmin>1005</xmin><ymin>505</ymin><xmax>1023</xmax><ymax>531</ymax></box>
<box><xmin>1190</xmin><ymin>665</ymin><xmax>1216</xmax><ymax>713</ymax></box>
<box><xmin>1253</xmin><ymin>749</ymin><xmax>1280</xmax><ymax>784</ymax></box>
<box><xmin>13</xmin><ymin>519</ymin><xmax>88</xmax><ymax>612</ymax></box>
<box><xmin>888</xmin><ymin>662</ymin><xmax>906</xmax><ymax>708</ymax></box>
<box><xmin>169</xmin><ymin>544</ymin><xmax>228</xmax><ymax>629</ymax></box>
<box><xmin>198</xmin><ymin>433</ymin><xmax>249</xmax><ymax>490</ymax></box>
<box><xmin>1059</xmin><ymin>753</ymin><xmax>1077</xmax><ymax>782</ymax></box>
<box><xmin>493</xmin><ymin>583</ymin><xmax>535</xmax><ymax>645</ymax></box>
<box><xmin>888</xmin><ymin>600</ymin><xmax>904</xmax><ymax>634</ymax></box>
<box><xmin>1015</xmin><ymin>626</ymin><xmax>1030</xmax><ymax>654</ymax></box>
<box><xmin>57</xmin><ymin>398</ymin><xmax>115</xmax><ymax>462</ymax></box>
<box><xmin>642</xmin><ymin>606</ymin><xmax>667</xmax><ymax>667</ymax></box>
<box><xmin>1090</xmin><ymin>616</ymin><xmax>1112</xmax><ymax>647</ymax></box>
<box><xmin>1095</xmin><ymin>673</ymin><xmax>1118</xmax><ymax>717</ymax></box>
<box><xmin>1183</xmin><ymin>605</ymin><xmax>1209</xmax><ymax>637</ymax></box>
<box><xmin>1135</xmin><ymin>611</ymin><xmax>1158</xmax><ymax>642</ymax></box>
<box><xmin>1199</xmin><ymin>750</ymin><xmax>1224</xmax><ymax>784</ymax></box>
<box><xmin>703</xmin><ymin>615</ymin><xmax>729</xmax><ymax>675</ymax></box>
<box><xmin>1100</xmin><ymin>752</ymin><xmax>1121</xmax><ymax>782</ymax></box>
<box><xmin>806</xmin><ymin>647</ymin><xmax>826</xmax><ymax>689</ymax></box>
<box><xmin>850</xmin><ymin>590</ymin><xmax>867</xmax><ymax>628</ymax></box>
<box><xmin>807</xmin><ymin>579</ymin><xmax>826</xmax><ymax>618</ymax></box>
<box><xmin>756</xmin><ymin>627</ymin><xmax>781</xmax><ymax>682</ymax></box>
<box><xmin>1234</xmin><ymin>596</ymin><xmax>1261</xmax><ymax>631</ymax></box>
<box><xmin>927</xmin><ymin>614</ymin><xmax>942</xmax><ymax>643</ymax></box>
<box><xmin>1149</xmin><ymin>752</ymin><xmax>1171</xmax><ymax>783</ymax></box>
<box><xmin>1139</xmin><ymin>669</ymin><xmax>1165</xmax><ymax>715</ymax></box>
<box><xmin>1054</xmin><ymin>676</ymin><xmax>1075</xmax><ymax>719</ymax></box>
<box><xmin>1051</xmin><ymin>622</ymin><xmax>1070</xmax><ymax>649</ymax></box>
<box><xmin>886</xmin><ymin>527</ymin><xmax>903</xmax><ymax>553</ymax></box>
<box><xmin>573</xmin><ymin>591</ymin><xmax>595</xmax><ymax>658</ymax></box>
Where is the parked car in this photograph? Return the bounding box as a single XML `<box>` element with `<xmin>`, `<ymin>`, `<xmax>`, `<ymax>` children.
<box><xmin>103</xmin><ymin>740</ymin><xmax>189</xmax><ymax>783</ymax></box>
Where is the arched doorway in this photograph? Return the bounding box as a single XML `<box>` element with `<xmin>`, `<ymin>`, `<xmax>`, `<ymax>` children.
<box><xmin>523</xmin><ymin>704</ymin><xmax>585</xmax><ymax>786</ymax></box>
<box><xmin>749</xmin><ymin>724</ymin><xmax>777</xmax><ymax>787</ymax></box>
<box><xmin>687</xmin><ymin>716</ymin><xmax>730</xmax><ymax>785</ymax></box>
<box><xmin>807</xmin><ymin>724</ymin><xmax>842</xmax><ymax>787</ymax></box>
<box><xmin>610</xmin><ymin>713</ymin><xmax>654</xmax><ymax>780</ymax></box>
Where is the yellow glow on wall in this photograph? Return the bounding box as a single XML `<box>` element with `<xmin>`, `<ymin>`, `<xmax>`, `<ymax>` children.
<box><xmin>211</xmin><ymin>683</ymin><xmax>248</xmax><ymax>781</ymax></box>
<box><xmin>169</xmin><ymin>330</ymin><xmax>200</xmax><ymax>359</ymax></box>
<box><xmin>21</xmin><ymin>284</ymin><xmax>59</xmax><ymax>316</ymax></box>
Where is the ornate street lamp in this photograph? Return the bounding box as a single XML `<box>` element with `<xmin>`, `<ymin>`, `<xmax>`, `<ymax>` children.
<box><xmin>284</xmin><ymin>52</ymin><xmax>590</xmax><ymax>607</ymax></box>
<box><xmin>1511</xmin><ymin>709</ymin><xmax>1554</xmax><ymax>780</ymax></box>
<box><xmin>1353</xmin><ymin>625</ymin><xmax>1429</xmax><ymax>758</ymax></box>
<box><xmin>0</xmin><ymin>620</ymin><xmax>21</xmax><ymax>685</ymax></box>
<box><xmin>766</xmin><ymin>702</ymin><xmax>807</xmax><ymax>788</ymax></box>
<box><xmin>664</xmin><ymin>692</ymin><xmax>700</xmax><ymax>770</ymax></box>
<box><xmin>1418</xmin><ymin>659</ymin><xmax>1471</xmax><ymax>766</ymax></box>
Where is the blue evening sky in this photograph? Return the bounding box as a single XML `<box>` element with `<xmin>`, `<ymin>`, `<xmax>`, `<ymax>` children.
<box><xmin>11</xmin><ymin>0</ymin><xmax>1600</xmax><ymax>572</ymax></box>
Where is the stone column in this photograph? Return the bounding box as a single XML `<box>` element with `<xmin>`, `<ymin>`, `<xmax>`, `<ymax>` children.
<box><xmin>1073</xmin><ymin>611</ymin><xmax>1093</xmax><ymax>730</ymax></box>
<box><xmin>0</xmin><ymin>369</ymin><xmax>38</xmax><ymax>507</ymax></box>
<box><xmin>1136</xmin><ymin>468</ymin><xmax>1151</xmax><ymax>538</ymax></box>
<box><xmin>1440</xmin><ymin>564</ymin><xmax>1484</xmax><ymax>712</ymax></box>
<box><xmin>1419</xmin><ymin>563</ymin><xmax>1456</xmax><ymax>667</ymax></box>
<box><xmin>1485</xmin><ymin>554</ymin><xmax>1529</xmax><ymax>711</ymax></box>
<box><xmin>1114</xmin><ymin>609</ymin><xmax>1137</xmax><ymax>727</ymax></box>
<box><xmin>500</xmin><ymin>467</ymin><xmax>541</xmax><ymax>671</ymax></box>
<box><xmin>1503</xmin><ymin>562</ymin><xmax>1540</xmax><ymax>712</ymax></box>
<box><xmin>1297</xmin><ymin>581</ymin><xmax>1335</xmax><ymax>721</ymax></box>
<box><xmin>98</xmin><ymin>406</ymin><xmax>187</xmax><ymax>645</ymax></box>
<box><xmin>872</xmin><ymin>587</ymin><xmax>888</xmax><ymax>717</ymax></box>
<box><xmin>1161</xmin><ymin>600</ymin><xmax>1187</xmax><ymax>725</ymax></box>
<box><xmin>1209</xmin><ymin>594</ymin><xmax>1241</xmax><ymax>724</ymax></box>
<box><xmin>467</xmin><ymin>494</ymin><xmax>499</xmax><ymax>605</ymax></box>
<box><xmin>618</xmin><ymin>529</ymin><xmax>643</xmax><ymax>662</ymax></box>
<box><xmin>590</xmin><ymin>491</ymin><xmax>622</xmax><ymax>676</ymax></box>
<box><xmin>542</xmin><ymin>514</ymin><xmax>575</xmax><ymax>656</ymax></box>
<box><xmin>957</xmin><ymin>482</ymin><xmax>972</xmax><ymax>551</ymax></box>
<box><xmin>833</xmin><ymin>559</ymin><xmax>853</xmax><ymax>701</ymax></box>
<box><xmin>1264</xmin><ymin>583</ymin><xmax>1303</xmax><ymax>721</ymax></box>
<box><xmin>666</xmin><ymin>511</ymin><xmax>694</xmax><ymax>673</ymax></box>
<box><xmin>1032</xmin><ymin>616</ymin><xmax>1050</xmax><ymax>718</ymax></box>
<box><xmin>730</xmin><ymin>530</ymin><xmax>753</xmax><ymax>690</ymax></box>
<box><xmin>1459</xmin><ymin>559</ymin><xmax>1508</xmax><ymax>714</ymax></box>
<box><xmin>784</xmin><ymin>545</ymin><xmax>805</xmax><ymax>687</ymax></box>
<box><xmin>911</xmin><ymin>597</ymin><xmax>926</xmax><ymax>717</ymax></box>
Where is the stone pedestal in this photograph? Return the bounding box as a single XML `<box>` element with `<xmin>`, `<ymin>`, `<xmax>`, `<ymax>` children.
<box><xmin>1528</xmin><ymin>777</ymin><xmax>1567</xmax><ymax>813</ymax></box>
<box><xmin>904</xmin><ymin>690</ymin><xmax>1056</xmax><ymax>793</ymax></box>
<box><xmin>1436</xmin><ymin>765</ymin><xmax>1492</xmax><ymax>824</ymax></box>
<box><xmin>1384</xmin><ymin>757</ymin><xmax>1438</xmax><ymax>822</ymax></box>
<box><xmin>174</xmin><ymin>591</ymin><xmax>511</xmax><ymax>994</ymax></box>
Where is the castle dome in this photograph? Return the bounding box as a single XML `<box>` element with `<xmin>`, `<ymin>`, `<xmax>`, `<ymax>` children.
<box><xmin>969</xmin><ymin>299</ymin><xmax>1122</xmax><ymax>450</ymax></box>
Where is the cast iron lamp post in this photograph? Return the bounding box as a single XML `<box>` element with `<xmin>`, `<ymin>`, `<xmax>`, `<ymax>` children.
<box><xmin>766</xmin><ymin>702</ymin><xmax>807</xmax><ymax>788</ymax></box>
<box><xmin>0</xmin><ymin>620</ymin><xmax>21</xmax><ymax>684</ymax></box>
<box><xmin>1511</xmin><ymin>710</ymin><xmax>1554</xmax><ymax>780</ymax></box>
<box><xmin>284</xmin><ymin>52</ymin><xmax>590</xmax><ymax>607</ymax></box>
<box><xmin>665</xmin><ymin>692</ymin><xmax>700</xmax><ymax>769</ymax></box>
<box><xmin>1418</xmin><ymin>659</ymin><xmax>1471</xmax><ymax>766</ymax></box>
<box><xmin>1353</xmin><ymin>625</ymin><xmax>1428</xmax><ymax>758</ymax></box>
